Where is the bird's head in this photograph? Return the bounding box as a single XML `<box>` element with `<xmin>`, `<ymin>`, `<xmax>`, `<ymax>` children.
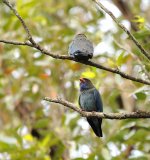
<box><xmin>75</xmin><ymin>33</ymin><xmax>87</xmax><ymax>39</ymax></box>
<box><xmin>79</xmin><ymin>78</ymin><xmax>94</xmax><ymax>91</ymax></box>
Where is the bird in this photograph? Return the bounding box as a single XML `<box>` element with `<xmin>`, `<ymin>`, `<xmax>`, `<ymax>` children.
<box><xmin>68</xmin><ymin>34</ymin><xmax>93</xmax><ymax>61</ymax></box>
<box><xmin>79</xmin><ymin>78</ymin><xmax>103</xmax><ymax>137</ymax></box>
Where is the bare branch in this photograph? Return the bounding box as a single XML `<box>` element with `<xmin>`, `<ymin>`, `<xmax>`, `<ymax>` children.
<box><xmin>1</xmin><ymin>0</ymin><xmax>150</xmax><ymax>85</ymax></box>
<box><xmin>93</xmin><ymin>0</ymin><xmax>150</xmax><ymax>61</ymax></box>
<box><xmin>44</xmin><ymin>97</ymin><xmax>150</xmax><ymax>119</ymax></box>
<box><xmin>0</xmin><ymin>40</ymin><xmax>33</xmax><ymax>46</ymax></box>
<box><xmin>0</xmin><ymin>39</ymin><xmax>150</xmax><ymax>85</ymax></box>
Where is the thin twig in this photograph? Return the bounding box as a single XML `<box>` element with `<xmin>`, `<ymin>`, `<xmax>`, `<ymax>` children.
<box><xmin>93</xmin><ymin>0</ymin><xmax>150</xmax><ymax>61</ymax></box>
<box><xmin>0</xmin><ymin>40</ymin><xmax>33</xmax><ymax>46</ymax></box>
<box><xmin>44</xmin><ymin>97</ymin><xmax>150</xmax><ymax>119</ymax></box>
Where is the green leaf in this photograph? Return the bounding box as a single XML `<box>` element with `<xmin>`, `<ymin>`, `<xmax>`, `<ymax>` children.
<box><xmin>81</xmin><ymin>70</ymin><xmax>96</xmax><ymax>79</ymax></box>
<box><xmin>33</xmin><ymin>118</ymin><xmax>50</xmax><ymax>129</ymax></box>
<box><xmin>133</xmin><ymin>29</ymin><xmax>150</xmax><ymax>39</ymax></box>
<box><xmin>135</xmin><ymin>92</ymin><xmax>146</xmax><ymax>100</ymax></box>
<box><xmin>116</xmin><ymin>51</ymin><xmax>125</xmax><ymax>66</ymax></box>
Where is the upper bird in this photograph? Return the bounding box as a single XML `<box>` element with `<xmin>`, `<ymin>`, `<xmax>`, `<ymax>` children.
<box><xmin>68</xmin><ymin>34</ymin><xmax>93</xmax><ymax>61</ymax></box>
<box><xmin>79</xmin><ymin>78</ymin><xmax>103</xmax><ymax>137</ymax></box>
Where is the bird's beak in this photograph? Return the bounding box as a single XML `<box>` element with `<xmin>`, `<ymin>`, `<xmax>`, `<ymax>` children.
<box><xmin>79</xmin><ymin>78</ymin><xmax>85</xmax><ymax>83</ymax></box>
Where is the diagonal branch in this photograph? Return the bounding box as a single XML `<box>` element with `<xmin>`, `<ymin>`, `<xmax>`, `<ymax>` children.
<box><xmin>1</xmin><ymin>0</ymin><xmax>150</xmax><ymax>85</ymax></box>
<box><xmin>44</xmin><ymin>97</ymin><xmax>150</xmax><ymax>119</ymax></box>
<box><xmin>93</xmin><ymin>0</ymin><xmax>150</xmax><ymax>61</ymax></box>
<box><xmin>0</xmin><ymin>39</ymin><xmax>150</xmax><ymax>85</ymax></box>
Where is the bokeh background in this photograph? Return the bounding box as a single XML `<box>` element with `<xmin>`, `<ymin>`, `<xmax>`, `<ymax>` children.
<box><xmin>0</xmin><ymin>0</ymin><xmax>150</xmax><ymax>159</ymax></box>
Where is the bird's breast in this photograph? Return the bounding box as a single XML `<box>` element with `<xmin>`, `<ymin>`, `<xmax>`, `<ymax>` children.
<box><xmin>80</xmin><ymin>90</ymin><xmax>96</xmax><ymax>111</ymax></box>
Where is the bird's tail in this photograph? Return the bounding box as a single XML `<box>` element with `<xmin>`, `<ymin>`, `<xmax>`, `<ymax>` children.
<box><xmin>87</xmin><ymin>117</ymin><xmax>103</xmax><ymax>137</ymax></box>
<box><xmin>74</xmin><ymin>51</ymin><xmax>91</xmax><ymax>60</ymax></box>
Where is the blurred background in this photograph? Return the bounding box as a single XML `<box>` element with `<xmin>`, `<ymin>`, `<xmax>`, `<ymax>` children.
<box><xmin>0</xmin><ymin>0</ymin><xmax>150</xmax><ymax>159</ymax></box>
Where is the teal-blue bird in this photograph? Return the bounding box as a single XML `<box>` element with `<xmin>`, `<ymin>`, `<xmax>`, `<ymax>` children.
<box><xmin>68</xmin><ymin>34</ymin><xmax>93</xmax><ymax>61</ymax></box>
<box><xmin>79</xmin><ymin>78</ymin><xmax>103</xmax><ymax>137</ymax></box>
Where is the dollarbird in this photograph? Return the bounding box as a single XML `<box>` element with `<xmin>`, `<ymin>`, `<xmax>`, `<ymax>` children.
<box><xmin>68</xmin><ymin>34</ymin><xmax>93</xmax><ymax>61</ymax></box>
<box><xmin>79</xmin><ymin>78</ymin><xmax>103</xmax><ymax>137</ymax></box>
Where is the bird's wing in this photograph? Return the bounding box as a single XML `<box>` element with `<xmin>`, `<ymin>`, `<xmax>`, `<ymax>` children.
<box><xmin>93</xmin><ymin>89</ymin><xmax>103</xmax><ymax>112</ymax></box>
<box><xmin>78</xmin><ymin>94</ymin><xmax>81</xmax><ymax>107</ymax></box>
<box><xmin>68</xmin><ymin>41</ymin><xmax>73</xmax><ymax>55</ymax></box>
<box><xmin>85</xmin><ymin>39</ymin><xmax>94</xmax><ymax>54</ymax></box>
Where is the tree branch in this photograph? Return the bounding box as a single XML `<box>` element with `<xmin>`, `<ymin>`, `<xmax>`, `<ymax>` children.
<box><xmin>1</xmin><ymin>39</ymin><xmax>150</xmax><ymax>85</ymax></box>
<box><xmin>44</xmin><ymin>97</ymin><xmax>150</xmax><ymax>119</ymax></box>
<box><xmin>1</xmin><ymin>0</ymin><xmax>150</xmax><ymax>85</ymax></box>
<box><xmin>93</xmin><ymin>0</ymin><xmax>150</xmax><ymax>61</ymax></box>
<box><xmin>0</xmin><ymin>40</ymin><xmax>33</xmax><ymax>46</ymax></box>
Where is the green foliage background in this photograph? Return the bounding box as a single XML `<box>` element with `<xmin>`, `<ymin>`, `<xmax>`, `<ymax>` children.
<box><xmin>0</xmin><ymin>0</ymin><xmax>150</xmax><ymax>159</ymax></box>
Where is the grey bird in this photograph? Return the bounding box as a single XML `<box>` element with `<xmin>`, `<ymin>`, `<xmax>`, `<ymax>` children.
<box><xmin>79</xmin><ymin>78</ymin><xmax>103</xmax><ymax>137</ymax></box>
<box><xmin>68</xmin><ymin>34</ymin><xmax>93</xmax><ymax>61</ymax></box>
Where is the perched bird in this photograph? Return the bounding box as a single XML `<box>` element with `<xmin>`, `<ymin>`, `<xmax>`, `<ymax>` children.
<box><xmin>68</xmin><ymin>34</ymin><xmax>93</xmax><ymax>61</ymax></box>
<box><xmin>79</xmin><ymin>78</ymin><xmax>103</xmax><ymax>137</ymax></box>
